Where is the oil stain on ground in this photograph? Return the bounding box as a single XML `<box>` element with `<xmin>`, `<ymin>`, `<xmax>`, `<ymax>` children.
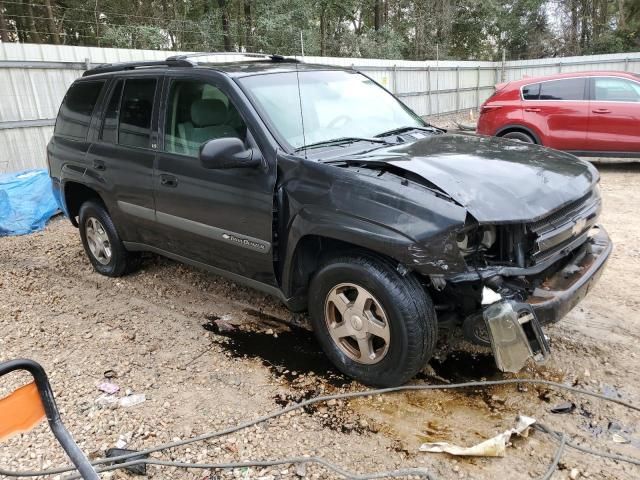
<box><xmin>425</xmin><ymin>350</ymin><xmax>501</xmax><ymax>383</ymax></box>
<box><xmin>203</xmin><ymin>312</ymin><xmax>512</xmax><ymax>441</ymax></box>
<box><xmin>273</xmin><ymin>390</ymin><xmax>376</xmax><ymax>435</ymax></box>
<box><xmin>204</xmin><ymin>311</ymin><xmax>502</xmax><ymax>386</ymax></box>
<box><xmin>202</xmin><ymin>311</ymin><xmax>350</xmax><ymax>387</ymax></box>
<box><xmin>202</xmin><ymin>311</ymin><xmax>379</xmax><ymax>434</ymax></box>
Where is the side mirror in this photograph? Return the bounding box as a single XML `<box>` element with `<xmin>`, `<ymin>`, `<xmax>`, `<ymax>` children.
<box><xmin>199</xmin><ymin>138</ymin><xmax>261</xmax><ymax>169</ymax></box>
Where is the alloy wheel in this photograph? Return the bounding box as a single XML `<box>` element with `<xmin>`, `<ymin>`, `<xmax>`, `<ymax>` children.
<box><xmin>324</xmin><ymin>283</ymin><xmax>391</xmax><ymax>364</ymax></box>
<box><xmin>85</xmin><ymin>217</ymin><xmax>112</xmax><ymax>265</ymax></box>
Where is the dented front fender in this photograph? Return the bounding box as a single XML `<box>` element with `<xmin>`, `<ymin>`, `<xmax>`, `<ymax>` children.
<box><xmin>277</xmin><ymin>155</ymin><xmax>469</xmax><ymax>296</ymax></box>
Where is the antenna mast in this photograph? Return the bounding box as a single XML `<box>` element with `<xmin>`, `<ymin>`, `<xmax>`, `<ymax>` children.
<box><xmin>294</xmin><ymin>56</ymin><xmax>307</xmax><ymax>159</ymax></box>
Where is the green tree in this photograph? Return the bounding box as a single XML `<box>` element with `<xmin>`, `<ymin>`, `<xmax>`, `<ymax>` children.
<box><xmin>0</xmin><ymin>0</ymin><xmax>636</xmax><ymax>59</ymax></box>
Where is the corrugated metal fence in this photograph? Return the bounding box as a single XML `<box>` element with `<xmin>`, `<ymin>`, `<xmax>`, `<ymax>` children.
<box><xmin>1</xmin><ymin>43</ymin><xmax>639</xmax><ymax>173</ymax></box>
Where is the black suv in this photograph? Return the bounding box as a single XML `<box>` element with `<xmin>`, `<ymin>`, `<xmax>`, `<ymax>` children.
<box><xmin>48</xmin><ymin>53</ymin><xmax>611</xmax><ymax>386</ymax></box>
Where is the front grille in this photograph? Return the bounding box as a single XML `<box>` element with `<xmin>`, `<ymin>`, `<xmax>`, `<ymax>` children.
<box><xmin>529</xmin><ymin>191</ymin><xmax>593</xmax><ymax>233</ymax></box>
<box><xmin>528</xmin><ymin>189</ymin><xmax>601</xmax><ymax>263</ymax></box>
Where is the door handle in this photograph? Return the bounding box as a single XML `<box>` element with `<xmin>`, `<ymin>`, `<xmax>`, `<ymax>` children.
<box><xmin>524</xmin><ymin>107</ymin><xmax>541</xmax><ymax>112</ymax></box>
<box><xmin>92</xmin><ymin>159</ymin><xmax>106</xmax><ymax>171</ymax></box>
<box><xmin>159</xmin><ymin>174</ymin><xmax>178</xmax><ymax>188</ymax></box>
<box><xmin>592</xmin><ymin>108</ymin><xmax>611</xmax><ymax>114</ymax></box>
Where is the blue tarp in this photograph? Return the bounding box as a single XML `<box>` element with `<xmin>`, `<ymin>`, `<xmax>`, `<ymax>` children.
<box><xmin>0</xmin><ymin>169</ymin><xmax>60</xmax><ymax>236</ymax></box>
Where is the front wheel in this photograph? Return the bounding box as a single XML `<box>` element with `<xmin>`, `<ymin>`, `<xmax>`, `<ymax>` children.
<box><xmin>308</xmin><ymin>254</ymin><xmax>437</xmax><ymax>387</ymax></box>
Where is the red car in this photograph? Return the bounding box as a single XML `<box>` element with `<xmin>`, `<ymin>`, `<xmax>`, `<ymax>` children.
<box><xmin>477</xmin><ymin>71</ymin><xmax>640</xmax><ymax>155</ymax></box>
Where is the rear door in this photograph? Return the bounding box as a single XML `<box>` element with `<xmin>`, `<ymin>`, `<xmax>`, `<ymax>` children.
<box><xmin>521</xmin><ymin>77</ymin><xmax>589</xmax><ymax>150</ymax></box>
<box><xmin>153</xmin><ymin>73</ymin><xmax>277</xmax><ymax>286</ymax></box>
<box><xmin>87</xmin><ymin>75</ymin><xmax>160</xmax><ymax>244</ymax></box>
<box><xmin>586</xmin><ymin>76</ymin><xmax>640</xmax><ymax>153</ymax></box>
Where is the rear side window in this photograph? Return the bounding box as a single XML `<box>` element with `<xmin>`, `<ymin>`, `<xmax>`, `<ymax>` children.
<box><xmin>593</xmin><ymin>77</ymin><xmax>640</xmax><ymax>102</ymax></box>
<box><xmin>539</xmin><ymin>78</ymin><xmax>586</xmax><ymax>101</ymax></box>
<box><xmin>118</xmin><ymin>78</ymin><xmax>157</xmax><ymax>148</ymax></box>
<box><xmin>522</xmin><ymin>83</ymin><xmax>540</xmax><ymax>100</ymax></box>
<box><xmin>55</xmin><ymin>81</ymin><xmax>104</xmax><ymax>139</ymax></box>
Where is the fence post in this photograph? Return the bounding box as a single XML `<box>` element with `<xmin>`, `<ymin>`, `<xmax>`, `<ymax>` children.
<box><xmin>558</xmin><ymin>61</ymin><xmax>562</xmax><ymax>73</ymax></box>
<box><xmin>455</xmin><ymin>65</ymin><xmax>460</xmax><ymax>112</ymax></box>
<box><xmin>435</xmin><ymin>44</ymin><xmax>440</xmax><ymax>115</ymax></box>
<box><xmin>435</xmin><ymin>65</ymin><xmax>440</xmax><ymax>115</ymax></box>
<box><xmin>427</xmin><ymin>65</ymin><xmax>432</xmax><ymax>116</ymax></box>
<box><xmin>501</xmin><ymin>48</ymin><xmax>506</xmax><ymax>82</ymax></box>
<box><xmin>476</xmin><ymin>65</ymin><xmax>481</xmax><ymax>109</ymax></box>
<box><xmin>84</xmin><ymin>57</ymin><xmax>91</xmax><ymax>71</ymax></box>
<box><xmin>392</xmin><ymin>64</ymin><xmax>397</xmax><ymax>94</ymax></box>
<box><xmin>624</xmin><ymin>56</ymin><xmax>629</xmax><ymax>71</ymax></box>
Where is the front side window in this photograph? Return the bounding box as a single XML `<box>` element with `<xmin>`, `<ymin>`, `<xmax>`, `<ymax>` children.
<box><xmin>164</xmin><ymin>80</ymin><xmax>246</xmax><ymax>157</ymax></box>
<box><xmin>118</xmin><ymin>78</ymin><xmax>157</xmax><ymax>148</ymax></box>
<box><xmin>55</xmin><ymin>81</ymin><xmax>104</xmax><ymax>139</ymax></box>
<box><xmin>539</xmin><ymin>78</ymin><xmax>586</xmax><ymax>101</ymax></box>
<box><xmin>593</xmin><ymin>77</ymin><xmax>640</xmax><ymax>102</ymax></box>
<box><xmin>239</xmin><ymin>70</ymin><xmax>424</xmax><ymax>150</ymax></box>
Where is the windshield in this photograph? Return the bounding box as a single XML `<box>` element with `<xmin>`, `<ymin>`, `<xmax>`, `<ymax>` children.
<box><xmin>239</xmin><ymin>70</ymin><xmax>424</xmax><ymax>150</ymax></box>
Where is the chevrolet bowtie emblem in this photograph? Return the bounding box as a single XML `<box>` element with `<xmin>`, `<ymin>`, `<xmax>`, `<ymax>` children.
<box><xmin>572</xmin><ymin>218</ymin><xmax>587</xmax><ymax>236</ymax></box>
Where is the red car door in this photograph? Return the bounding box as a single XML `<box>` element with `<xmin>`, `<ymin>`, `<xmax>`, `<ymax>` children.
<box><xmin>587</xmin><ymin>76</ymin><xmax>640</xmax><ymax>153</ymax></box>
<box><xmin>521</xmin><ymin>77</ymin><xmax>589</xmax><ymax>150</ymax></box>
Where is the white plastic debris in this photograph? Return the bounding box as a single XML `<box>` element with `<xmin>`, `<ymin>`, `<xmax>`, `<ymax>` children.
<box><xmin>119</xmin><ymin>394</ymin><xmax>146</xmax><ymax>408</ymax></box>
<box><xmin>481</xmin><ymin>286</ymin><xmax>502</xmax><ymax>305</ymax></box>
<box><xmin>612</xmin><ymin>433</ymin><xmax>630</xmax><ymax>444</ymax></box>
<box><xmin>419</xmin><ymin>415</ymin><xmax>536</xmax><ymax>457</ymax></box>
<box><xmin>95</xmin><ymin>394</ymin><xmax>120</xmax><ymax>407</ymax></box>
<box><xmin>97</xmin><ymin>381</ymin><xmax>120</xmax><ymax>395</ymax></box>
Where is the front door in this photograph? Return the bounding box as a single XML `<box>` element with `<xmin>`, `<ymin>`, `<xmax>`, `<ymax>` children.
<box><xmin>587</xmin><ymin>76</ymin><xmax>640</xmax><ymax>153</ymax></box>
<box><xmin>153</xmin><ymin>75</ymin><xmax>277</xmax><ymax>286</ymax></box>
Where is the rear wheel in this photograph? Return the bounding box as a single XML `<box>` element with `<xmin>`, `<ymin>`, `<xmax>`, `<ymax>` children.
<box><xmin>79</xmin><ymin>201</ymin><xmax>140</xmax><ymax>277</ymax></box>
<box><xmin>308</xmin><ymin>254</ymin><xmax>437</xmax><ymax>387</ymax></box>
<box><xmin>501</xmin><ymin>130</ymin><xmax>535</xmax><ymax>143</ymax></box>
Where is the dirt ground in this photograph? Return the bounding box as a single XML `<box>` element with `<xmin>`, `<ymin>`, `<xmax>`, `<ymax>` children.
<box><xmin>1</xmin><ymin>163</ymin><xmax>639</xmax><ymax>480</ymax></box>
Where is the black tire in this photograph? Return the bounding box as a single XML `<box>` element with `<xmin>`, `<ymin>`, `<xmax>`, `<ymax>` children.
<box><xmin>501</xmin><ymin>130</ymin><xmax>535</xmax><ymax>143</ymax></box>
<box><xmin>78</xmin><ymin>200</ymin><xmax>140</xmax><ymax>277</ymax></box>
<box><xmin>308</xmin><ymin>254</ymin><xmax>437</xmax><ymax>387</ymax></box>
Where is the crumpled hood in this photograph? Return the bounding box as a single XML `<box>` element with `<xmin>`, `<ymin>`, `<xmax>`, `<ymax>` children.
<box><xmin>346</xmin><ymin>134</ymin><xmax>599</xmax><ymax>223</ymax></box>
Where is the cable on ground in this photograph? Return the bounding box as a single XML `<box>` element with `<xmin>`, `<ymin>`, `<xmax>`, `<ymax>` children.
<box><xmin>539</xmin><ymin>432</ymin><xmax>566</xmax><ymax>480</ymax></box>
<box><xmin>0</xmin><ymin>378</ymin><xmax>638</xmax><ymax>479</ymax></box>
<box><xmin>67</xmin><ymin>458</ymin><xmax>438</xmax><ymax>480</ymax></box>
<box><xmin>535</xmin><ymin>423</ymin><xmax>640</xmax><ymax>466</ymax></box>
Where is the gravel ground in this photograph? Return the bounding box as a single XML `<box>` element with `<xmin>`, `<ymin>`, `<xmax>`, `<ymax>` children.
<box><xmin>1</xmin><ymin>164</ymin><xmax>639</xmax><ymax>480</ymax></box>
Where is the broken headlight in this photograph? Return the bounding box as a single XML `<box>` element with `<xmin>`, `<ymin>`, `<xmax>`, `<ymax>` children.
<box><xmin>456</xmin><ymin>225</ymin><xmax>496</xmax><ymax>256</ymax></box>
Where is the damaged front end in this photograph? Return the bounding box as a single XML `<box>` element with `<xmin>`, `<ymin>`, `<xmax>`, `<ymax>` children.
<box><xmin>433</xmin><ymin>185</ymin><xmax>612</xmax><ymax>373</ymax></box>
<box><xmin>310</xmin><ymin>134</ymin><xmax>610</xmax><ymax>374</ymax></box>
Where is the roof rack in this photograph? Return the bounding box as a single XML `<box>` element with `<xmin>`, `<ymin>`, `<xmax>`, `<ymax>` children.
<box><xmin>166</xmin><ymin>51</ymin><xmax>271</xmax><ymax>61</ymax></box>
<box><xmin>82</xmin><ymin>52</ymin><xmax>298</xmax><ymax>77</ymax></box>
<box><xmin>167</xmin><ymin>52</ymin><xmax>298</xmax><ymax>63</ymax></box>
<box><xmin>83</xmin><ymin>59</ymin><xmax>192</xmax><ymax>77</ymax></box>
